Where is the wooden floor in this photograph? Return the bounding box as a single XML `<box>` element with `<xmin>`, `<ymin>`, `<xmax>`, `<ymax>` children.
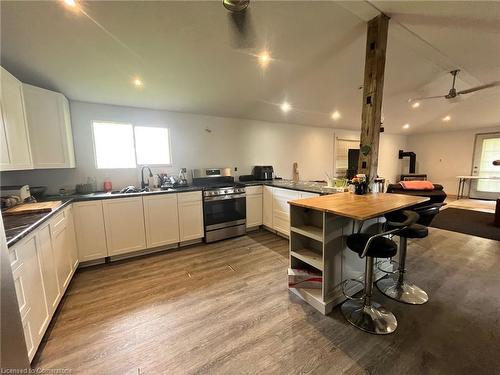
<box><xmin>33</xmin><ymin>229</ymin><xmax>500</xmax><ymax>375</ymax></box>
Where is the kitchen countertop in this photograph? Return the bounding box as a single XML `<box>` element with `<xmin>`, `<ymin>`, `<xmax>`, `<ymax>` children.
<box><xmin>240</xmin><ymin>179</ymin><xmax>343</xmax><ymax>195</ymax></box>
<box><xmin>289</xmin><ymin>192</ymin><xmax>429</xmax><ymax>221</ymax></box>
<box><xmin>3</xmin><ymin>200</ymin><xmax>73</xmax><ymax>248</ymax></box>
<box><xmin>3</xmin><ymin>180</ymin><xmax>336</xmax><ymax>248</ymax></box>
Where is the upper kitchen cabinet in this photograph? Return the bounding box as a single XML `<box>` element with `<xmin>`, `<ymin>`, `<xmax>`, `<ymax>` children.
<box><xmin>0</xmin><ymin>66</ymin><xmax>33</xmax><ymax>171</ymax></box>
<box><xmin>22</xmin><ymin>84</ymin><xmax>75</xmax><ymax>169</ymax></box>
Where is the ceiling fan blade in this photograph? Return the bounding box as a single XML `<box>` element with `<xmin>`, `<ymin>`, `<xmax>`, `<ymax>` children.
<box><xmin>457</xmin><ymin>81</ymin><xmax>500</xmax><ymax>95</ymax></box>
<box><xmin>408</xmin><ymin>95</ymin><xmax>446</xmax><ymax>102</ymax></box>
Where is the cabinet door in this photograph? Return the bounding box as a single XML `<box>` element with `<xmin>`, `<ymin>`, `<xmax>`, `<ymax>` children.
<box><xmin>178</xmin><ymin>192</ymin><xmax>204</xmax><ymax>242</ymax></box>
<box><xmin>246</xmin><ymin>194</ymin><xmax>263</xmax><ymax>228</ymax></box>
<box><xmin>73</xmin><ymin>201</ymin><xmax>108</xmax><ymax>261</ymax></box>
<box><xmin>263</xmin><ymin>186</ymin><xmax>273</xmax><ymax>228</ymax></box>
<box><xmin>143</xmin><ymin>194</ymin><xmax>179</xmax><ymax>248</ymax></box>
<box><xmin>36</xmin><ymin>224</ymin><xmax>61</xmax><ymax>314</ymax></box>
<box><xmin>64</xmin><ymin>206</ymin><xmax>79</xmax><ymax>270</ymax></box>
<box><xmin>50</xmin><ymin>212</ymin><xmax>73</xmax><ymax>291</ymax></box>
<box><xmin>299</xmin><ymin>192</ymin><xmax>320</xmax><ymax>199</ymax></box>
<box><xmin>11</xmin><ymin>234</ymin><xmax>50</xmax><ymax>360</ymax></box>
<box><xmin>22</xmin><ymin>84</ymin><xmax>75</xmax><ymax>169</ymax></box>
<box><xmin>103</xmin><ymin>197</ymin><xmax>146</xmax><ymax>256</ymax></box>
<box><xmin>273</xmin><ymin>188</ymin><xmax>300</xmax><ymax>236</ymax></box>
<box><xmin>0</xmin><ymin>67</ymin><xmax>32</xmax><ymax>170</ymax></box>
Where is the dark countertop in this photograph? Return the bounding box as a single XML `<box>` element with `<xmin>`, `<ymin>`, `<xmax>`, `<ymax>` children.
<box><xmin>42</xmin><ymin>186</ymin><xmax>203</xmax><ymax>202</ymax></box>
<box><xmin>3</xmin><ymin>182</ymin><xmax>336</xmax><ymax>248</ymax></box>
<box><xmin>240</xmin><ymin>180</ymin><xmax>342</xmax><ymax>195</ymax></box>
<box><xmin>4</xmin><ymin>200</ymin><xmax>73</xmax><ymax>248</ymax></box>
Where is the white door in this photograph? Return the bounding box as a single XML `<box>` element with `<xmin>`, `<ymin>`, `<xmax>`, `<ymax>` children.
<box><xmin>178</xmin><ymin>192</ymin><xmax>204</xmax><ymax>242</ymax></box>
<box><xmin>246</xmin><ymin>194</ymin><xmax>263</xmax><ymax>228</ymax></box>
<box><xmin>22</xmin><ymin>84</ymin><xmax>76</xmax><ymax>168</ymax></box>
<box><xmin>470</xmin><ymin>133</ymin><xmax>500</xmax><ymax>200</ymax></box>
<box><xmin>143</xmin><ymin>194</ymin><xmax>180</xmax><ymax>248</ymax></box>
<box><xmin>73</xmin><ymin>201</ymin><xmax>108</xmax><ymax>261</ymax></box>
<box><xmin>36</xmin><ymin>225</ymin><xmax>61</xmax><ymax>314</ymax></box>
<box><xmin>263</xmin><ymin>186</ymin><xmax>273</xmax><ymax>228</ymax></box>
<box><xmin>0</xmin><ymin>67</ymin><xmax>33</xmax><ymax>170</ymax></box>
<box><xmin>272</xmin><ymin>188</ymin><xmax>300</xmax><ymax>236</ymax></box>
<box><xmin>50</xmin><ymin>212</ymin><xmax>73</xmax><ymax>291</ymax></box>
<box><xmin>103</xmin><ymin>197</ymin><xmax>147</xmax><ymax>256</ymax></box>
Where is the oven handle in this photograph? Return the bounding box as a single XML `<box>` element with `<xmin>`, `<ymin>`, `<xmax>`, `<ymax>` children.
<box><xmin>204</xmin><ymin>193</ymin><xmax>246</xmax><ymax>202</ymax></box>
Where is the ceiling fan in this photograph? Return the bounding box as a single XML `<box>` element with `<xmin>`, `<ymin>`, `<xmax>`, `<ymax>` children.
<box><xmin>408</xmin><ymin>69</ymin><xmax>500</xmax><ymax>103</ymax></box>
<box><xmin>223</xmin><ymin>0</ymin><xmax>255</xmax><ymax>49</ymax></box>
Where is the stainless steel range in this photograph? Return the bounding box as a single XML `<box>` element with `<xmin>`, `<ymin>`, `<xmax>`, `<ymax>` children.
<box><xmin>192</xmin><ymin>168</ymin><xmax>246</xmax><ymax>243</ymax></box>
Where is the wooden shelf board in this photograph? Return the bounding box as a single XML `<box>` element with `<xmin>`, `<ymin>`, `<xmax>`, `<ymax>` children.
<box><xmin>290</xmin><ymin>225</ymin><xmax>323</xmax><ymax>242</ymax></box>
<box><xmin>291</xmin><ymin>248</ymin><xmax>323</xmax><ymax>271</ymax></box>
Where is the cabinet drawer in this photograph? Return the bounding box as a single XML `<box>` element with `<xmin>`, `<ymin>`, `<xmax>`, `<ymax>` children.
<box><xmin>178</xmin><ymin>191</ymin><xmax>202</xmax><ymax>203</ymax></box>
<box><xmin>49</xmin><ymin>211</ymin><xmax>66</xmax><ymax>236</ymax></box>
<box><xmin>245</xmin><ymin>186</ymin><xmax>263</xmax><ymax>195</ymax></box>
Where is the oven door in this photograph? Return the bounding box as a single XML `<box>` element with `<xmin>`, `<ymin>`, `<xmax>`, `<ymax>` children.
<box><xmin>204</xmin><ymin>194</ymin><xmax>246</xmax><ymax>230</ymax></box>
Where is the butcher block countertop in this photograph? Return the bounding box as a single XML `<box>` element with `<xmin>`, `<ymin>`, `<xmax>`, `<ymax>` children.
<box><xmin>288</xmin><ymin>192</ymin><xmax>429</xmax><ymax>221</ymax></box>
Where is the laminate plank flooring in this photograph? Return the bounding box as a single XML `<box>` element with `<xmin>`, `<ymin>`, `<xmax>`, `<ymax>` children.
<box><xmin>33</xmin><ymin>229</ymin><xmax>500</xmax><ymax>375</ymax></box>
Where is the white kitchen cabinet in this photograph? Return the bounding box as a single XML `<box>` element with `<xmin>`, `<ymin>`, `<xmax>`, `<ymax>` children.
<box><xmin>36</xmin><ymin>224</ymin><xmax>61</xmax><ymax>315</ymax></box>
<box><xmin>0</xmin><ymin>66</ymin><xmax>33</xmax><ymax>171</ymax></box>
<box><xmin>299</xmin><ymin>192</ymin><xmax>320</xmax><ymax>199</ymax></box>
<box><xmin>22</xmin><ymin>84</ymin><xmax>75</xmax><ymax>169</ymax></box>
<box><xmin>178</xmin><ymin>191</ymin><xmax>204</xmax><ymax>242</ymax></box>
<box><xmin>143</xmin><ymin>193</ymin><xmax>180</xmax><ymax>248</ymax></box>
<box><xmin>10</xmin><ymin>234</ymin><xmax>49</xmax><ymax>361</ymax></box>
<box><xmin>50</xmin><ymin>211</ymin><xmax>74</xmax><ymax>291</ymax></box>
<box><xmin>64</xmin><ymin>205</ymin><xmax>79</xmax><ymax>271</ymax></box>
<box><xmin>103</xmin><ymin>197</ymin><xmax>147</xmax><ymax>256</ymax></box>
<box><xmin>272</xmin><ymin>188</ymin><xmax>300</xmax><ymax>236</ymax></box>
<box><xmin>245</xmin><ymin>186</ymin><xmax>263</xmax><ymax>229</ymax></box>
<box><xmin>263</xmin><ymin>186</ymin><xmax>274</xmax><ymax>228</ymax></box>
<box><xmin>73</xmin><ymin>200</ymin><xmax>108</xmax><ymax>261</ymax></box>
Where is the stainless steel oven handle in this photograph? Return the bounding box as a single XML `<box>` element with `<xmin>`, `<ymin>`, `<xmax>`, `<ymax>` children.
<box><xmin>204</xmin><ymin>193</ymin><xmax>246</xmax><ymax>202</ymax></box>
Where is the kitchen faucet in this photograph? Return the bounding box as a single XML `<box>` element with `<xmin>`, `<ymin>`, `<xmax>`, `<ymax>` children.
<box><xmin>141</xmin><ymin>166</ymin><xmax>153</xmax><ymax>189</ymax></box>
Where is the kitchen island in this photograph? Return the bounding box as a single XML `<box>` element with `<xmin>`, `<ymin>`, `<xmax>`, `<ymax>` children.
<box><xmin>287</xmin><ymin>192</ymin><xmax>429</xmax><ymax>314</ymax></box>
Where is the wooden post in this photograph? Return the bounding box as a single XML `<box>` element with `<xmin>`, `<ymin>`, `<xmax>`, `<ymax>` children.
<box><xmin>358</xmin><ymin>14</ymin><xmax>389</xmax><ymax>185</ymax></box>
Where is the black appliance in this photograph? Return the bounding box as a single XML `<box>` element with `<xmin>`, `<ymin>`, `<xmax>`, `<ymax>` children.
<box><xmin>347</xmin><ymin>149</ymin><xmax>360</xmax><ymax>179</ymax></box>
<box><xmin>253</xmin><ymin>166</ymin><xmax>273</xmax><ymax>180</ymax></box>
<box><xmin>192</xmin><ymin>168</ymin><xmax>246</xmax><ymax>243</ymax></box>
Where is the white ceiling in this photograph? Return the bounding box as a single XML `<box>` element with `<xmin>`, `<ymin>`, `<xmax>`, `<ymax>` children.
<box><xmin>1</xmin><ymin>1</ymin><xmax>499</xmax><ymax>134</ymax></box>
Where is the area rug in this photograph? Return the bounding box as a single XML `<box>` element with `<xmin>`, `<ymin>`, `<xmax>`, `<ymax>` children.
<box><xmin>430</xmin><ymin>208</ymin><xmax>500</xmax><ymax>241</ymax></box>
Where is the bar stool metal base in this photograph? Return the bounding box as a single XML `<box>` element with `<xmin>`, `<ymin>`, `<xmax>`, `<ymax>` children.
<box><xmin>377</xmin><ymin>275</ymin><xmax>429</xmax><ymax>305</ymax></box>
<box><xmin>341</xmin><ymin>299</ymin><xmax>397</xmax><ymax>335</ymax></box>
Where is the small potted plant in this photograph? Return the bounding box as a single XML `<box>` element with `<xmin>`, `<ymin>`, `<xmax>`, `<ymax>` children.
<box><xmin>350</xmin><ymin>174</ymin><xmax>368</xmax><ymax>195</ymax></box>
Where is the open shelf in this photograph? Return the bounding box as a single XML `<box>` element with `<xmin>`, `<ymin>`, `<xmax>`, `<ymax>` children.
<box><xmin>291</xmin><ymin>248</ymin><xmax>323</xmax><ymax>271</ymax></box>
<box><xmin>290</xmin><ymin>225</ymin><xmax>323</xmax><ymax>242</ymax></box>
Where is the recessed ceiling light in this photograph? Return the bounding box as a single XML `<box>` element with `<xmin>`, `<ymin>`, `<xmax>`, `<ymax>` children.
<box><xmin>442</xmin><ymin>115</ymin><xmax>451</xmax><ymax>122</ymax></box>
<box><xmin>62</xmin><ymin>0</ymin><xmax>77</xmax><ymax>8</ymax></box>
<box><xmin>280</xmin><ymin>101</ymin><xmax>291</xmax><ymax>113</ymax></box>
<box><xmin>133</xmin><ymin>78</ymin><xmax>144</xmax><ymax>88</ymax></box>
<box><xmin>411</xmin><ymin>102</ymin><xmax>420</xmax><ymax>109</ymax></box>
<box><xmin>258</xmin><ymin>51</ymin><xmax>271</xmax><ymax>68</ymax></box>
<box><xmin>331</xmin><ymin>110</ymin><xmax>341</xmax><ymax>120</ymax></box>
<box><xmin>402</xmin><ymin>123</ymin><xmax>410</xmax><ymax>129</ymax></box>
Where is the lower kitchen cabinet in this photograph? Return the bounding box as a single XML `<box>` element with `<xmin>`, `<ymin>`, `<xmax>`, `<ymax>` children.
<box><xmin>73</xmin><ymin>200</ymin><xmax>108</xmax><ymax>261</ymax></box>
<box><xmin>178</xmin><ymin>192</ymin><xmax>204</xmax><ymax>242</ymax></box>
<box><xmin>10</xmin><ymin>234</ymin><xmax>50</xmax><ymax>361</ymax></box>
<box><xmin>143</xmin><ymin>194</ymin><xmax>180</xmax><ymax>248</ymax></box>
<box><xmin>36</xmin><ymin>224</ymin><xmax>61</xmax><ymax>314</ymax></box>
<box><xmin>50</xmin><ymin>209</ymin><xmax>76</xmax><ymax>291</ymax></box>
<box><xmin>272</xmin><ymin>188</ymin><xmax>300</xmax><ymax>236</ymax></box>
<box><xmin>263</xmin><ymin>186</ymin><xmax>274</xmax><ymax>228</ymax></box>
<box><xmin>103</xmin><ymin>197</ymin><xmax>147</xmax><ymax>256</ymax></box>
<box><xmin>246</xmin><ymin>186</ymin><xmax>263</xmax><ymax>228</ymax></box>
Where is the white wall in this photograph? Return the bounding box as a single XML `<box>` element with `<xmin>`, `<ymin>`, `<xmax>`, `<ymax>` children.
<box><xmin>1</xmin><ymin>101</ymin><xmax>406</xmax><ymax>193</ymax></box>
<box><xmin>407</xmin><ymin>126</ymin><xmax>500</xmax><ymax>194</ymax></box>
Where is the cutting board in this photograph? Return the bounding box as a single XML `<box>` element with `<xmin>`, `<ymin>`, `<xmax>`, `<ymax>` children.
<box><xmin>4</xmin><ymin>201</ymin><xmax>63</xmax><ymax>216</ymax></box>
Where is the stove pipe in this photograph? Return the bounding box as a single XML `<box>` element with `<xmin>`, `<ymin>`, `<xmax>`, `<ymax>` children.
<box><xmin>398</xmin><ymin>150</ymin><xmax>416</xmax><ymax>174</ymax></box>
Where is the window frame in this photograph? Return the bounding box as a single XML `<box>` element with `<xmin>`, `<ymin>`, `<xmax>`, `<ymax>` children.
<box><xmin>91</xmin><ymin>120</ymin><xmax>173</xmax><ymax>169</ymax></box>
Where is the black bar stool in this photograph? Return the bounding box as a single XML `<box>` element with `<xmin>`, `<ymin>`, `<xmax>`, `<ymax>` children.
<box><xmin>341</xmin><ymin>210</ymin><xmax>418</xmax><ymax>335</ymax></box>
<box><xmin>377</xmin><ymin>204</ymin><xmax>441</xmax><ymax>304</ymax></box>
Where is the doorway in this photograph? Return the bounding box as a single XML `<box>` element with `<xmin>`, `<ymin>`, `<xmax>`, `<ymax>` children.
<box><xmin>470</xmin><ymin>132</ymin><xmax>500</xmax><ymax>200</ymax></box>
